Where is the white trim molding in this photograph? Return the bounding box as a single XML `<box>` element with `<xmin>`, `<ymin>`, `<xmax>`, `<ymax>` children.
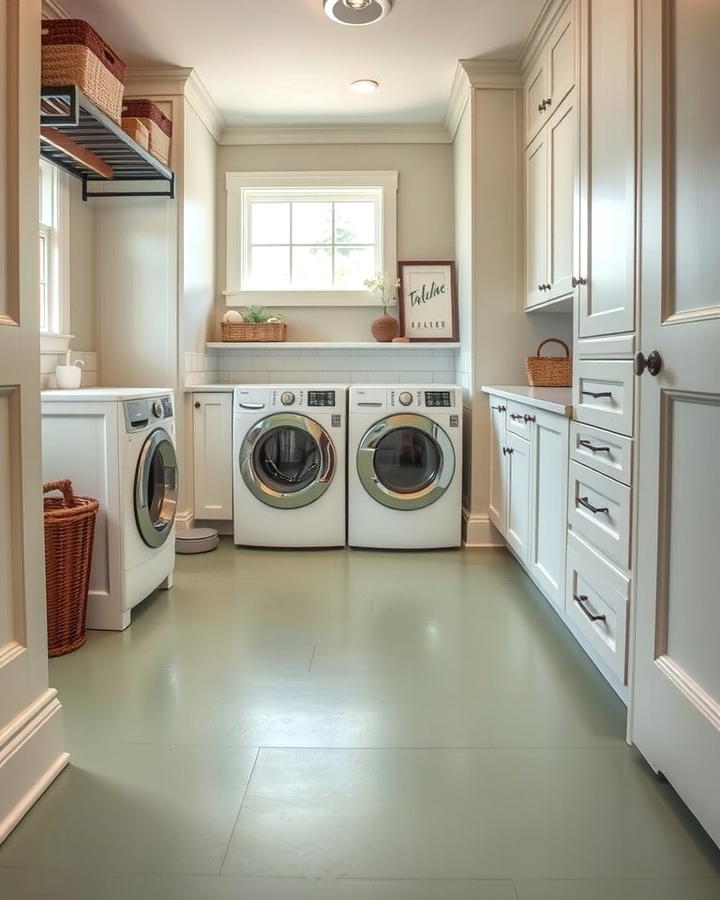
<box><xmin>462</xmin><ymin>510</ymin><xmax>505</xmax><ymax>547</ymax></box>
<box><xmin>519</xmin><ymin>0</ymin><xmax>569</xmax><ymax>74</ymax></box>
<box><xmin>221</xmin><ymin>123</ymin><xmax>449</xmax><ymax>146</ymax></box>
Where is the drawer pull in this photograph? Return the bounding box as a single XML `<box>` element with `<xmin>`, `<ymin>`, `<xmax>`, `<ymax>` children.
<box><xmin>578</xmin><ymin>439</ymin><xmax>610</xmax><ymax>453</ymax></box>
<box><xmin>510</xmin><ymin>413</ymin><xmax>525</xmax><ymax>421</ymax></box>
<box><xmin>502</xmin><ymin>447</ymin><xmax>514</xmax><ymax>456</ymax></box>
<box><xmin>491</xmin><ymin>404</ymin><xmax>506</xmax><ymax>412</ymax></box>
<box><xmin>574</xmin><ymin>594</ymin><xmax>607</xmax><ymax>623</ymax></box>
<box><xmin>581</xmin><ymin>390</ymin><xmax>613</xmax><ymax>399</ymax></box>
<box><xmin>524</xmin><ymin>414</ymin><xmax>536</xmax><ymax>423</ymax></box>
<box><xmin>578</xmin><ymin>496</ymin><xmax>610</xmax><ymax>515</ymax></box>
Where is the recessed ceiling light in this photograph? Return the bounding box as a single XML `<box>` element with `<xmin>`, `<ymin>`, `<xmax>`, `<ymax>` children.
<box><xmin>324</xmin><ymin>0</ymin><xmax>392</xmax><ymax>26</ymax></box>
<box><xmin>351</xmin><ymin>79</ymin><xmax>380</xmax><ymax>93</ymax></box>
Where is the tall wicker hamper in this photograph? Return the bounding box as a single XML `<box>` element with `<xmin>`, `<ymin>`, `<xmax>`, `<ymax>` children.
<box><xmin>41</xmin><ymin>19</ymin><xmax>127</xmax><ymax>124</ymax></box>
<box><xmin>43</xmin><ymin>480</ymin><xmax>99</xmax><ymax>657</ymax></box>
<box><xmin>122</xmin><ymin>99</ymin><xmax>172</xmax><ymax>165</ymax></box>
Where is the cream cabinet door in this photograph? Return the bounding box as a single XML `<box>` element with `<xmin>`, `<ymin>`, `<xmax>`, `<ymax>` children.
<box><xmin>577</xmin><ymin>0</ymin><xmax>636</xmax><ymax>341</ymax></box>
<box><xmin>0</xmin><ymin>0</ymin><xmax>68</xmax><ymax>844</ymax></box>
<box><xmin>505</xmin><ymin>431</ymin><xmax>531</xmax><ymax>564</ymax></box>
<box><xmin>547</xmin><ymin>3</ymin><xmax>576</xmax><ymax>114</ymax></box>
<box><xmin>193</xmin><ymin>393</ymin><xmax>233</xmax><ymax>521</ymax></box>
<box><xmin>547</xmin><ymin>95</ymin><xmax>577</xmax><ymax>303</ymax></box>
<box><xmin>529</xmin><ymin>410</ymin><xmax>569</xmax><ymax>611</ymax></box>
<box><xmin>525</xmin><ymin>130</ymin><xmax>549</xmax><ymax>309</ymax></box>
<box><xmin>632</xmin><ymin>0</ymin><xmax>720</xmax><ymax>846</ymax></box>
<box><xmin>525</xmin><ymin>57</ymin><xmax>548</xmax><ymax>146</ymax></box>
<box><xmin>488</xmin><ymin>397</ymin><xmax>507</xmax><ymax>535</ymax></box>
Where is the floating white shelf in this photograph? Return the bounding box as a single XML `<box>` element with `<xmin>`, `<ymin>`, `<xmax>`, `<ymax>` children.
<box><xmin>206</xmin><ymin>341</ymin><xmax>461</xmax><ymax>351</ymax></box>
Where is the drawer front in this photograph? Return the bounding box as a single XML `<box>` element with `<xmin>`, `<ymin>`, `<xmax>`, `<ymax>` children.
<box><xmin>568</xmin><ymin>461</ymin><xmax>631</xmax><ymax>570</ymax></box>
<box><xmin>506</xmin><ymin>400</ymin><xmax>536</xmax><ymax>438</ymax></box>
<box><xmin>574</xmin><ymin>361</ymin><xmax>635</xmax><ymax>436</ymax></box>
<box><xmin>570</xmin><ymin>422</ymin><xmax>633</xmax><ymax>486</ymax></box>
<box><xmin>566</xmin><ymin>531</ymin><xmax>630</xmax><ymax>684</ymax></box>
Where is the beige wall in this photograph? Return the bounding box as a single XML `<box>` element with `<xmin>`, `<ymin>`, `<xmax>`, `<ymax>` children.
<box><xmin>68</xmin><ymin>177</ymin><xmax>96</xmax><ymax>351</ymax></box>
<box><xmin>216</xmin><ymin>142</ymin><xmax>455</xmax><ymax>342</ymax></box>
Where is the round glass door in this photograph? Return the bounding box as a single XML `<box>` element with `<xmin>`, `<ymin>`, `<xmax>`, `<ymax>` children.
<box><xmin>240</xmin><ymin>413</ymin><xmax>335</xmax><ymax>509</ymax></box>
<box><xmin>357</xmin><ymin>414</ymin><xmax>455</xmax><ymax>510</ymax></box>
<box><xmin>134</xmin><ymin>428</ymin><xmax>178</xmax><ymax>547</ymax></box>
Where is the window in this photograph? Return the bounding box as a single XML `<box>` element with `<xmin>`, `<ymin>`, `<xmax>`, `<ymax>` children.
<box><xmin>39</xmin><ymin>158</ymin><xmax>69</xmax><ymax>337</ymax></box>
<box><xmin>226</xmin><ymin>171</ymin><xmax>398</xmax><ymax>306</ymax></box>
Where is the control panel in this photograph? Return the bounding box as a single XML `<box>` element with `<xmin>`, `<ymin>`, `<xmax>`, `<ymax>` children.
<box><xmin>308</xmin><ymin>390</ymin><xmax>336</xmax><ymax>407</ymax></box>
<box><xmin>124</xmin><ymin>395</ymin><xmax>173</xmax><ymax>432</ymax></box>
<box><xmin>424</xmin><ymin>391</ymin><xmax>452</xmax><ymax>408</ymax></box>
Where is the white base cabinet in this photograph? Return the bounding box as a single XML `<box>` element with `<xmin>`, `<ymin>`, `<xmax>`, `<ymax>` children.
<box><xmin>192</xmin><ymin>392</ymin><xmax>233</xmax><ymax>521</ymax></box>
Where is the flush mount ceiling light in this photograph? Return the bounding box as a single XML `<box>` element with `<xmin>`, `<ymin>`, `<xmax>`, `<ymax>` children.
<box><xmin>323</xmin><ymin>0</ymin><xmax>392</xmax><ymax>26</ymax></box>
<box><xmin>350</xmin><ymin>79</ymin><xmax>379</xmax><ymax>93</ymax></box>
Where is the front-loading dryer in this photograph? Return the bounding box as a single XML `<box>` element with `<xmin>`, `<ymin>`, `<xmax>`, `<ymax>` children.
<box><xmin>233</xmin><ymin>385</ymin><xmax>347</xmax><ymax>547</ymax></box>
<box><xmin>42</xmin><ymin>388</ymin><xmax>177</xmax><ymax>630</ymax></box>
<box><xmin>348</xmin><ymin>385</ymin><xmax>463</xmax><ymax>549</ymax></box>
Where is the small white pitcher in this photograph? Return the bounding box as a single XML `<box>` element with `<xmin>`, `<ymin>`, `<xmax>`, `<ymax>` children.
<box><xmin>55</xmin><ymin>359</ymin><xmax>85</xmax><ymax>389</ymax></box>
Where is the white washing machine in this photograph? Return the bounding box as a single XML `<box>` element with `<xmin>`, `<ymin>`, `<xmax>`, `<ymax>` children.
<box><xmin>348</xmin><ymin>384</ymin><xmax>463</xmax><ymax>549</ymax></box>
<box><xmin>233</xmin><ymin>385</ymin><xmax>346</xmax><ymax>547</ymax></box>
<box><xmin>41</xmin><ymin>388</ymin><xmax>178</xmax><ymax>630</ymax></box>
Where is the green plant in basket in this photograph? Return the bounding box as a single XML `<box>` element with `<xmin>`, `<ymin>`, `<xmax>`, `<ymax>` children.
<box><xmin>242</xmin><ymin>306</ymin><xmax>284</xmax><ymax>324</ymax></box>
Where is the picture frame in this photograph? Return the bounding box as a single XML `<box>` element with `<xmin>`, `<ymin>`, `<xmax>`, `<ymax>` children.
<box><xmin>397</xmin><ymin>261</ymin><xmax>458</xmax><ymax>342</ymax></box>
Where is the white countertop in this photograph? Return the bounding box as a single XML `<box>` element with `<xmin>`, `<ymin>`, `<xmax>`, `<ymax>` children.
<box><xmin>184</xmin><ymin>384</ymin><xmax>235</xmax><ymax>393</ymax></box>
<box><xmin>42</xmin><ymin>387</ymin><xmax>173</xmax><ymax>402</ymax></box>
<box><xmin>481</xmin><ymin>385</ymin><xmax>573</xmax><ymax>416</ymax></box>
<box><xmin>207</xmin><ymin>341</ymin><xmax>460</xmax><ymax>351</ymax></box>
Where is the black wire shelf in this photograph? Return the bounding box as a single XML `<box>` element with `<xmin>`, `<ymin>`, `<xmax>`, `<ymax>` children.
<box><xmin>40</xmin><ymin>85</ymin><xmax>175</xmax><ymax>200</ymax></box>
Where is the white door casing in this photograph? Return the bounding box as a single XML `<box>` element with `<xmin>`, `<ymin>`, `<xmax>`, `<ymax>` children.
<box><xmin>0</xmin><ymin>0</ymin><xmax>68</xmax><ymax>844</ymax></box>
<box><xmin>632</xmin><ymin>0</ymin><xmax>720</xmax><ymax>847</ymax></box>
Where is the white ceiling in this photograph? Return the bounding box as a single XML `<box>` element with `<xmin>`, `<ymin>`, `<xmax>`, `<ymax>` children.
<box><xmin>61</xmin><ymin>0</ymin><xmax>545</xmax><ymax>126</ymax></box>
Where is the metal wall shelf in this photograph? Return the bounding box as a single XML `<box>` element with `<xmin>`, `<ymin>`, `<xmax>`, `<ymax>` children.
<box><xmin>40</xmin><ymin>85</ymin><xmax>174</xmax><ymax>200</ymax></box>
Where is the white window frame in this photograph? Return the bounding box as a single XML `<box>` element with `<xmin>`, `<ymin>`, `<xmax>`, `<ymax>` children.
<box><xmin>225</xmin><ymin>170</ymin><xmax>398</xmax><ymax>307</ymax></box>
<box><xmin>39</xmin><ymin>159</ymin><xmax>71</xmax><ymax>351</ymax></box>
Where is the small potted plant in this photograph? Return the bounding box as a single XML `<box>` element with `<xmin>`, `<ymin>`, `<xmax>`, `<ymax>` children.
<box><xmin>221</xmin><ymin>306</ymin><xmax>286</xmax><ymax>342</ymax></box>
<box><xmin>364</xmin><ymin>273</ymin><xmax>401</xmax><ymax>342</ymax></box>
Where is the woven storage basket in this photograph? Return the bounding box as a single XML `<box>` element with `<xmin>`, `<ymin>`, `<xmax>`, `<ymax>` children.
<box><xmin>43</xmin><ymin>480</ymin><xmax>99</xmax><ymax>657</ymax></box>
<box><xmin>121</xmin><ymin>116</ymin><xmax>149</xmax><ymax>150</ymax></box>
<box><xmin>221</xmin><ymin>322</ymin><xmax>287</xmax><ymax>342</ymax></box>
<box><xmin>41</xmin><ymin>19</ymin><xmax>127</xmax><ymax>124</ymax></box>
<box><xmin>122</xmin><ymin>99</ymin><xmax>172</xmax><ymax>165</ymax></box>
<box><xmin>526</xmin><ymin>338</ymin><xmax>572</xmax><ymax>387</ymax></box>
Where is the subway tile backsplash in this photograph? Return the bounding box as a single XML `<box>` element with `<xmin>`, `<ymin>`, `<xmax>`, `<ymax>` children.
<box><xmin>40</xmin><ymin>351</ymin><xmax>98</xmax><ymax>390</ymax></box>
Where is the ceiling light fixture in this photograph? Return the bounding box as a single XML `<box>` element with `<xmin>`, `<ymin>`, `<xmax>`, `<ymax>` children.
<box><xmin>323</xmin><ymin>0</ymin><xmax>392</xmax><ymax>27</ymax></box>
<box><xmin>350</xmin><ymin>79</ymin><xmax>379</xmax><ymax>93</ymax></box>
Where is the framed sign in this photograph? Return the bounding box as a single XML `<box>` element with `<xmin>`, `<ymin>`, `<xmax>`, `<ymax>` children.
<box><xmin>398</xmin><ymin>261</ymin><xmax>458</xmax><ymax>342</ymax></box>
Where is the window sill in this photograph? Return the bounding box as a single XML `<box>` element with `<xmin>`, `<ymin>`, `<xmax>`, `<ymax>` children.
<box><xmin>223</xmin><ymin>290</ymin><xmax>381</xmax><ymax>308</ymax></box>
<box><xmin>40</xmin><ymin>333</ymin><xmax>74</xmax><ymax>354</ymax></box>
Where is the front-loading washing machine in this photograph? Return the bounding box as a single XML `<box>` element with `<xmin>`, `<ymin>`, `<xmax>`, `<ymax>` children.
<box><xmin>41</xmin><ymin>388</ymin><xmax>178</xmax><ymax>630</ymax></box>
<box><xmin>233</xmin><ymin>385</ymin><xmax>346</xmax><ymax>547</ymax></box>
<box><xmin>348</xmin><ymin>384</ymin><xmax>463</xmax><ymax>549</ymax></box>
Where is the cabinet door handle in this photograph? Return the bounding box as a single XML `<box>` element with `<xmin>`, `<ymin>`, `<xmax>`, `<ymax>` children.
<box><xmin>544</xmin><ymin>282</ymin><xmax>552</xmax><ymax>290</ymax></box>
<box><xmin>577</xmin><ymin>496</ymin><xmax>609</xmax><ymax>515</ymax></box>
<box><xmin>571</xmin><ymin>276</ymin><xmax>588</xmax><ymax>288</ymax></box>
<box><xmin>538</xmin><ymin>101</ymin><xmax>546</xmax><ymax>112</ymax></box>
<box><xmin>502</xmin><ymin>446</ymin><xmax>514</xmax><ymax>456</ymax></box>
<box><xmin>510</xmin><ymin>413</ymin><xmax>524</xmax><ymax>421</ymax></box>
<box><xmin>578</xmin><ymin>439</ymin><xmax>610</xmax><ymax>453</ymax></box>
<box><xmin>544</xmin><ymin>97</ymin><xmax>552</xmax><ymax>107</ymax></box>
<box><xmin>491</xmin><ymin>404</ymin><xmax>506</xmax><ymax>412</ymax></box>
<box><xmin>633</xmin><ymin>349</ymin><xmax>663</xmax><ymax>377</ymax></box>
<box><xmin>523</xmin><ymin>414</ymin><xmax>536</xmax><ymax>423</ymax></box>
<box><xmin>574</xmin><ymin>594</ymin><xmax>607</xmax><ymax>623</ymax></box>
<box><xmin>581</xmin><ymin>390</ymin><xmax>613</xmax><ymax>399</ymax></box>
<box><xmin>194</xmin><ymin>401</ymin><xmax>201</xmax><ymax>409</ymax></box>
<box><xmin>538</xmin><ymin>283</ymin><xmax>545</xmax><ymax>291</ymax></box>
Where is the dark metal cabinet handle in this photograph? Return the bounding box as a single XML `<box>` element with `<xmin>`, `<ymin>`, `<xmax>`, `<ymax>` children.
<box><xmin>194</xmin><ymin>401</ymin><xmax>201</xmax><ymax>409</ymax></box>
<box><xmin>491</xmin><ymin>404</ymin><xmax>507</xmax><ymax>412</ymax></box>
<box><xmin>538</xmin><ymin>283</ymin><xmax>545</xmax><ymax>291</ymax></box>
<box><xmin>524</xmin><ymin>414</ymin><xmax>536</xmax><ymax>423</ymax></box>
<box><xmin>634</xmin><ymin>349</ymin><xmax>663</xmax><ymax>377</ymax></box>
<box><xmin>574</xmin><ymin>594</ymin><xmax>607</xmax><ymax>623</ymax></box>
<box><xmin>578</xmin><ymin>496</ymin><xmax>610</xmax><ymax>515</ymax></box>
<box><xmin>544</xmin><ymin>97</ymin><xmax>552</xmax><ymax>107</ymax></box>
<box><xmin>502</xmin><ymin>447</ymin><xmax>514</xmax><ymax>456</ymax></box>
<box><xmin>510</xmin><ymin>413</ymin><xmax>525</xmax><ymax>421</ymax></box>
<box><xmin>538</xmin><ymin>101</ymin><xmax>546</xmax><ymax>112</ymax></box>
<box><xmin>578</xmin><ymin>439</ymin><xmax>610</xmax><ymax>453</ymax></box>
<box><xmin>581</xmin><ymin>390</ymin><xmax>613</xmax><ymax>399</ymax></box>
<box><xmin>571</xmin><ymin>276</ymin><xmax>587</xmax><ymax>288</ymax></box>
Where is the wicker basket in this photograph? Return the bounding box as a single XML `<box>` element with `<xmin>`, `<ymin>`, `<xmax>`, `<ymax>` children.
<box><xmin>121</xmin><ymin>115</ymin><xmax>149</xmax><ymax>150</ymax></box>
<box><xmin>526</xmin><ymin>338</ymin><xmax>572</xmax><ymax>387</ymax></box>
<box><xmin>43</xmin><ymin>480</ymin><xmax>99</xmax><ymax>657</ymax></box>
<box><xmin>41</xmin><ymin>19</ymin><xmax>127</xmax><ymax>124</ymax></box>
<box><xmin>122</xmin><ymin>99</ymin><xmax>172</xmax><ymax>165</ymax></box>
<box><xmin>221</xmin><ymin>322</ymin><xmax>287</xmax><ymax>342</ymax></box>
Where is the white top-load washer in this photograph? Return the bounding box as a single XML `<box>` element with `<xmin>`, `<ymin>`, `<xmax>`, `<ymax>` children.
<box><xmin>233</xmin><ymin>385</ymin><xmax>347</xmax><ymax>548</ymax></box>
<box><xmin>41</xmin><ymin>388</ymin><xmax>178</xmax><ymax>630</ymax></box>
<box><xmin>348</xmin><ymin>384</ymin><xmax>463</xmax><ymax>549</ymax></box>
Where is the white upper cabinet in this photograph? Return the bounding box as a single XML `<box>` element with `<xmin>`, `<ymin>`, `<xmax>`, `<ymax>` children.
<box><xmin>525</xmin><ymin>130</ymin><xmax>549</xmax><ymax>308</ymax></box>
<box><xmin>576</xmin><ymin>0</ymin><xmax>637</xmax><ymax>342</ymax></box>
<box><xmin>524</xmin><ymin>3</ymin><xmax>576</xmax><ymax>146</ymax></box>
<box><xmin>547</xmin><ymin>98</ymin><xmax>577</xmax><ymax>303</ymax></box>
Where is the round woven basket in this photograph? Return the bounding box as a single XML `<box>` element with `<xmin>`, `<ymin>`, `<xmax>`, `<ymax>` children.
<box><xmin>221</xmin><ymin>322</ymin><xmax>287</xmax><ymax>342</ymax></box>
<box><xmin>526</xmin><ymin>338</ymin><xmax>572</xmax><ymax>387</ymax></box>
<box><xmin>43</xmin><ymin>480</ymin><xmax>99</xmax><ymax>657</ymax></box>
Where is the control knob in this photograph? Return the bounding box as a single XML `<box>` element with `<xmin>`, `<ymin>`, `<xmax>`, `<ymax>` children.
<box><xmin>398</xmin><ymin>391</ymin><xmax>413</xmax><ymax>407</ymax></box>
<box><xmin>280</xmin><ymin>391</ymin><xmax>296</xmax><ymax>407</ymax></box>
<box><xmin>152</xmin><ymin>400</ymin><xmax>164</xmax><ymax>418</ymax></box>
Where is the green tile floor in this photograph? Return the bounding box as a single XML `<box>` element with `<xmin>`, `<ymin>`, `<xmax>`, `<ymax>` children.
<box><xmin>1</xmin><ymin>541</ymin><xmax>719</xmax><ymax>898</ymax></box>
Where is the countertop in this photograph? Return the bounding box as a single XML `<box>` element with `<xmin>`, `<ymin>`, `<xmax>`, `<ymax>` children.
<box><xmin>481</xmin><ymin>385</ymin><xmax>573</xmax><ymax>416</ymax></box>
<box><xmin>184</xmin><ymin>384</ymin><xmax>235</xmax><ymax>393</ymax></box>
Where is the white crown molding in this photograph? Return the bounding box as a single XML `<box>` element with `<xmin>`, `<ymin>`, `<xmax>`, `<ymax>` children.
<box><xmin>519</xmin><ymin>0</ymin><xmax>569</xmax><ymax>73</ymax></box>
<box><xmin>41</xmin><ymin>0</ymin><xmax>69</xmax><ymax>19</ymax></box>
<box><xmin>220</xmin><ymin>123</ymin><xmax>450</xmax><ymax>146</ymax></box>
<box><xmin>444</xmin><ymin>63</ymin><xmax>472</xmax><ymax>143</ymax></box>
<box><xmin>184</xmin><ymin>71</ymin><xmax>224</xmax><ymax>143</ymax></box>
<box><xmin>458</xmin><ymin>58</ymin><xmax>523</xmax><ymax>90</ymax></box>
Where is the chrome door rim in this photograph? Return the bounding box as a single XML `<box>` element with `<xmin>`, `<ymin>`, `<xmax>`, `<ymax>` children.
<box><xmin>134</xmin><ymin>428</ymin><xmax>177</xmax><ymax>548</ymax></box>
<box><xmin>356</xmin><ymin>413</ymin><xmax>455</xmax><ymax>510</ymax></box>
<box><xmin>240</xmin><ymin>413</ymin><xmax>336</xmax><ymax>509</ymax></box>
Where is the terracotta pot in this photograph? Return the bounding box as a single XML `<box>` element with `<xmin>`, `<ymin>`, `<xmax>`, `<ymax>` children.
<box><xmin>371</xmin><ymin>314</ymin><xmax>400</xmax><ymax>343</ymax></box>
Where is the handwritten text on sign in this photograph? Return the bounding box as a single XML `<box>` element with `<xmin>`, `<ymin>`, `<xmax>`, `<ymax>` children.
<box><xmin>400</xmin><ymin>264</ymin><xmax>456</xmax><ymax>340</ymax></box>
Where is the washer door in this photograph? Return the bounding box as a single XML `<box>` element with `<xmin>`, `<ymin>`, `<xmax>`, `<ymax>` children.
<box><xmin>134</xmin><ymin>428</ymin><xmax>178</xmax><ymax>548</ymax></box>
<box><xmin>240</xmin><ymin>413</ymin><xmax>336</xmax><ymax>509</ymax></box>
<box><xmin>357</xmin><ymin>414</ymin><xmax>455</xmax><ymax>510</ymax></box>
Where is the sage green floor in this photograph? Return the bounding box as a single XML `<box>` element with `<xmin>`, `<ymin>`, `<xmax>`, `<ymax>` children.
<box><xmin>1</xmin><ymin>541</ymin><xmax>719</xmax><ymax>899</ymax></box>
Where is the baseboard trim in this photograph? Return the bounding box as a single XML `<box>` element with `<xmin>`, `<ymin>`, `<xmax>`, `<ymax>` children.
<box><xmin>462</xmin><ymin>510</ymin><xmax>504</xmax><ymax>547</ymax></box>
<box><xmin>175</xmin><ymin>510</ymin><xmax>194</xmax><ymax>531</ymax></box>
<box><xmin>0</xmin><ymin>690</ymin><xmax>69</xmax><ymax>844</ymax></box>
